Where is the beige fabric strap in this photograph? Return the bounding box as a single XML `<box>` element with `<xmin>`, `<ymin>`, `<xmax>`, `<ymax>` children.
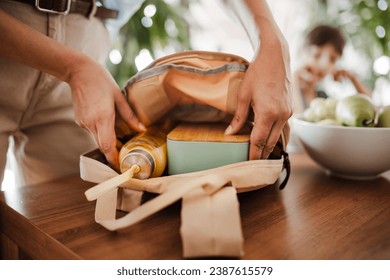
<box><xmin>96</xmin><ymin>188</ymin><xmax>118</xmax><ymax>221</ymax></box>
<box><xmin>94</xmin><ymin>173</ymin><xmax>228</xmax><ymax>231</ymax></box>
<box><xmin>92</xmin><ymin>173</ymin><xmax>244</xmax><ymax>257</ymax></box>
<box><xmin>81</xmin><ymin>150</ymin><xmax>284</xmax><ymax>257</ymax></box>
<box><xmin>181</xmin><ymin>186</ymin><xmax>244</xmax><ymax>258</ymax></box>
<box><xmin>80</xmin><ymin>151</ymin><xmax>143</xmax><ymax>212</ymax></box>
<box><xmin>85</xmin><ymin>165</ymin><xmax>139</xmax><ymax>201</ymax></box>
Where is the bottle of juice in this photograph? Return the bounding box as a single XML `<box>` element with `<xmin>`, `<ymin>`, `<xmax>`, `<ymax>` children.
<box><xmin>119</xmin><ymin>126</ymin><xmax>168</xmax><ymax>179</ymax></box>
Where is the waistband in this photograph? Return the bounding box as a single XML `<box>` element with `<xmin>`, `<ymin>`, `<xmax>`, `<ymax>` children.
<box><xmin>10</xmin><ymin>0</ymin><xmax>118</xmax><ymax>19</ymax></box>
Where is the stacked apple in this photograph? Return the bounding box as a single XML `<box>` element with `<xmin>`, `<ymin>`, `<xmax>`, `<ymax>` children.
<box><xmin>303</xmin><ymin>95</ymin><xmax>390</xmax><ymax>127</ymax></box>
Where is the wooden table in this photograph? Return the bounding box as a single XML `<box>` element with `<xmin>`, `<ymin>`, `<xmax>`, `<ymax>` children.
<box><xmin>1</xmin><ymin>152</ymin><xmax>390</xmax><ymax>260</ymax></box>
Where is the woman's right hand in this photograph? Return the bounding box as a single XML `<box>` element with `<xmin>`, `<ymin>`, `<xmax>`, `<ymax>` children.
<box><xmin>67</xmin><ymin>56</ymin><xmax>145</xmax><ymax>171</ymax></box>
<box><xmin>0</xmin><ymin>10</ymin><xmax>146</xmax><ymax>171</ymax></box>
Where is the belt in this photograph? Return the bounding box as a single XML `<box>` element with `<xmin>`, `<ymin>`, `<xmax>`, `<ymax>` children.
<box><xmin>12</xmin><ymin>0</ymin><xmax>118</xmax><ymax>19</ymax></box>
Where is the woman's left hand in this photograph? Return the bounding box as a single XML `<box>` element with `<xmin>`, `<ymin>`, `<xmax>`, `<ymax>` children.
<box><xmin>225</xmin><ymin>39</ymin><xmax>292</xmax><ymax>160</ymax></box>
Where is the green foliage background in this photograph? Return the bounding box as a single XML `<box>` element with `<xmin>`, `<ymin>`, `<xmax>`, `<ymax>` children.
<box><xmin>107</xmin><ymin>0</ymin><xmax>390</xmax><ymax>88</ymax></box>
<box><xmin>107</xmin><ymin>0</ymin><xmax>191</xmax><ymax>87</ymax></box>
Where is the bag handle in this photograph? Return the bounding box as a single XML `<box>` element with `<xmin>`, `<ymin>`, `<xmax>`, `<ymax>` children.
<box><xmin>88</xmin><ymin>172</ymin><xmax>229</xmax><ymax>231</ymax></box>
<box><xmin>85</xmin><ymin>165</ymin><xmax>139</xmax><ymax>201</ymax></box>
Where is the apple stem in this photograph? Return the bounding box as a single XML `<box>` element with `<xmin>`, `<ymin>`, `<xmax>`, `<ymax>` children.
<box><xmin>363</xmin><ymin>119</ymin><xmax>374</xmax><ymax>126</ymax></box>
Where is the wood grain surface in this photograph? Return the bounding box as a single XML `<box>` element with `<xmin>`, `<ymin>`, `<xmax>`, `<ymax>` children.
<box><xmin>167</xmin><ymin>122</ymin><xmax>250</xmax><ymax>143</ymax></box>
<box><xmin>1</xmin><ymin>152</ymin><xmax>390</xmax><ymax>260</ymax></box>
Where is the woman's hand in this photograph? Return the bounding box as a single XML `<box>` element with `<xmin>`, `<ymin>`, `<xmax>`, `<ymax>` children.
<box><xmin>226</xmin><ymin>39</ymin><xmax>292</xmax><ymax>160</ymax></box>
<box><xmin>224</xmin><ymin>0</ymin><xmax>293</xmax><ymax>160</ymax></box>
<box><xmin>0</xmin><ymin>10</ymin><xmax>145</xmax><ymax>170</ymax></box>
<box><xmin>68</xmin><ymin>56</ymin><xmax>145</xmax><ymax>170</ymax></box>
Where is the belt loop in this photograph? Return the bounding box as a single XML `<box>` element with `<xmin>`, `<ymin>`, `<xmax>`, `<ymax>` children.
<box><xmin>88</xmin><ymin>0</ymin><xmax>97</xmax><ymax>19</ymax></box>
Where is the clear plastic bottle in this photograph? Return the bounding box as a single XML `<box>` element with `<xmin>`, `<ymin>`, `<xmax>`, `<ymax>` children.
<box><xmin>118</xmin><ymin>126</ymin><xmax>167</xmax><ymax>179</ymax></box>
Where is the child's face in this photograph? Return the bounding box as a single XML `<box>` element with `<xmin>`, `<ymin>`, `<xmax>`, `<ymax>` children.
<box><xmin>306</xmin><ymin>43</ymin><xmax>340</xmax><ymax>79</ymax></box>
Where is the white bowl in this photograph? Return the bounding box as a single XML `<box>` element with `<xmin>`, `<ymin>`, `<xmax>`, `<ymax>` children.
<box><xmin>291</xmin><ymin>115</ymin><xmax>390</xmax><ymax>180</ymax></box>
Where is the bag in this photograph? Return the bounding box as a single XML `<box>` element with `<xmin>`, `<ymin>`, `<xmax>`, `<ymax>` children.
<box><xmin>81</xmin><ymin>51</ymin><xmax>290</xmax><ymax>258</ymax></box>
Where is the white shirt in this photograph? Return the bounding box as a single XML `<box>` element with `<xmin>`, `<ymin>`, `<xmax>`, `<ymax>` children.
<box><xmin>103</xmin><ymin>0</ymin><xmax>258</xmax><ymax>54</ymax></box>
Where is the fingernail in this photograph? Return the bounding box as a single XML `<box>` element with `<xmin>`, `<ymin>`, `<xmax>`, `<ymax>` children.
<box><xmin>138</xmin><ymin>122</ymin><xmax>146</xmax><ymax>131</ymax></box>
<box><xmin>224</xmin><ymin>125</ymin><xmax>233</xmax><ymax>135</ymax></box>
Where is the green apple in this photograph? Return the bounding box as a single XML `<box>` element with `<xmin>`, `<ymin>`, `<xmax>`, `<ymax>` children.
<box><xmin>309</xmin><ymin>97</ymin><xmax>326</xmax><ymax>110</ymax></box>
<box><xmin>303</xmin><ymin>107</ymin><xmax>317</xmax><ymax>122</ymax></box>
<box><xmin>309</xmin><ymin>97</ymin><xmax>327</xmax><ymax>121</ymax></box>
<box><xmin>378</xmin><ymin>105</ymin><xmax>390</xmax><ymax>127</ymax></box>
<box><xmin>335</xmin><ymin>95</ymin><xmax>377</xmax><ymax>127</ymax></box>
<box><xmin>317</xmin><ymin>118</ymin><xmax>342</xmax><ymax>126</ymax></box>
<box><xmin>303</xmin><ymin>97</ymin><xmax>338</xmax><ymax>122</ymax></box>
<box><xmin>323</xmin><ymin>98</ymin><xmax>338</xmax><ymax>119</ymax></box>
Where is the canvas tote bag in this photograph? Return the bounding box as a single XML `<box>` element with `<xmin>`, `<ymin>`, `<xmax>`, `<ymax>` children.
<box><xmin>80</xmin><ymin>51</ymin><xmax>290</xmax><ymax>258</ymax></box>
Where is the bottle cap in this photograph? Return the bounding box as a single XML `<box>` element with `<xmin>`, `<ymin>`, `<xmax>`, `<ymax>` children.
<box><xmin>120</xmin><ymin>149</ymin><xmax>155</xmax><ymax>179</ymax></box>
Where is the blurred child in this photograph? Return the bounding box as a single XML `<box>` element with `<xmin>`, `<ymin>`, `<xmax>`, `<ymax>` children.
<box><xmin>292</xmin><ymin>24</ymin><xmax>370</xmax><ymax>114</ymax></box>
